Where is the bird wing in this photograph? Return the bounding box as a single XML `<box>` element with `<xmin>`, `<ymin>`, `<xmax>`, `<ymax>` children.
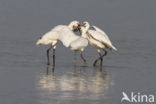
<box><xmin>91</xmin><ymin>25</ymin><xmax>111</xmax><ymax>44</ymax></box>
<box><xmin>36</xmin><ymin>30</ymin><xmax>59</xmax><ymax>45</ymax></box>
<box><xmin>51</xmin><ymin>25</ymin><xmax>65</xmax><ymax>32</ymax></box>
<box><xmin>88</xmin><ymin>30</ymin><xmax>117</xmax><ymax>50</ymax></box>
<box><xmin>42</xmin><ymin>31</ymin><xmax>59</xmax><ymax>40</ymax></box>
<box><xmin>58</xmin><ymin>26</ymin><xmax>79</xmax><ymax>47</ymax></box>
<box><xmin>88</xmin><ymin>30</ymin><xmax>111</xmax><ymax>46</ymax></box>
<box><xmin>36</xmin><ymin>25</ymin><xmax>65</xmax><ymax>46</ymax></box>
<box><xmin>89</xmin><ymin>26</ymin><xmax>117</xmax><ymax>50</ymax></box>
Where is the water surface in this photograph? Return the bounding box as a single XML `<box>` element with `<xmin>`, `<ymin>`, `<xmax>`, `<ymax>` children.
<box><xmin>0</xmin><ymin>0</ymin><xmax>156</xmax><ymax>104</ymax></box>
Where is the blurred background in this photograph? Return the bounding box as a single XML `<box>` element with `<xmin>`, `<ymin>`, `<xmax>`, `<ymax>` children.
<box><xmin>0</xmin><ymin>0</ymin><xmax>156</xmax><ymax>104</ymax></box>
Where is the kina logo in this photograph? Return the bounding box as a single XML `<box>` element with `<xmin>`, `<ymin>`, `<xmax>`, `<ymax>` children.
<box><xmin>121</xmin><ymin>92</ymin><xmax>154</xmax><ymax>103</ymax></box>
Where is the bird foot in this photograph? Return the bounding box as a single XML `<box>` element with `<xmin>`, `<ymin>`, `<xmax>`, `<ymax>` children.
<box><xmin>82</xmin><ymin>61</ymin><xmax>87</xmax><ymax>67</ymax></box>
<box><xmin>47</xmin><ymin>63</ymin><xmax>50</xmax><ymax>66</ymax></box>
<box><xmin>83</xmin><ymin>63</ymin><xmax>87</xmax><ymax>67</ymax></box>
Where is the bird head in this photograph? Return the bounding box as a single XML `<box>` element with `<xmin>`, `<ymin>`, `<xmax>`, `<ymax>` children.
<box><xmin>80</xmin><ymin>21</ymin><xmax>90</xmax><ymax>33</ymax></box>
<box><xmin>68</xmin><ymin>20</ymin><xmax>80</xmax><ymax>31</ymax></box>
<box><xmin>81</xmin><ymin>21</ymin><xmax>89</xmax><ymax>28</ymax></box>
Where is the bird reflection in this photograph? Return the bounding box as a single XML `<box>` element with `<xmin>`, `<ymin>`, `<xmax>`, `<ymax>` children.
<box><xmin>37</xmin><ymin>66</ymin><xmax>112</xmax><ymax>100</ymax></box>
<box><xmin>46</xmin><ymin>64</ymin><xmax>55</xmax><ymax>75</ymax></box>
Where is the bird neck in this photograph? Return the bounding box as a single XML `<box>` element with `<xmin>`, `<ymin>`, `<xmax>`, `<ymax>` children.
<box><xmin>68</xmin><ymin>23</ymin><xmax>74</xmax><ymax>30</ymax></box>
<box><xmin>81</xmin><ymin>33</ymin><xmax>87</xmax><ymax>38</ymax></box>
<box><xmin>81</xmin><ymin>29</ymin><xmax>87</xmax><ymax>38</ymax></box>
<box><xmin>81</xmin><ymin>23</ymin><xmax>90</xmax><ymax>38</ymax></box>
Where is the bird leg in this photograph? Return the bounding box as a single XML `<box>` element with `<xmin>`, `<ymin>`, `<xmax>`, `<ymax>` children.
<box><xmin>47</xmin><ymin>46</ymin><xmax>52</xmax><ymax>65</ymax></box>
<box><xmin>80</xmin><ymin>52</ymin><xmax>87</xmax><ymax>66</ymax></box>
<box><xmin>102</xmin><ymin>49</ymin><xmax>107</xmax><ymax>57</ymax></box>
<box><xmin>52</xmin><ymin>66</ymin><xmax>55</xmax><ymax>73</ymax></box>
<box><xmin>52</xmin><ymin>48</ymin><xmax>56</xmax><ymax>69</ymax></box>
<box><xmin>93</xmin><ymin>59</ymin><xmax>98</xmax><ymax>66</ymax></box>
<box><xmin>93</xmin><ymin>50</ymin><xmax>101</xmax><ymax>66</ymax></box>
<box><xmin>74</xmin><ymin>51</ymin><xmax>77</xmax><ymax>67</ymax></box>
<box><xmin>98</xmin><ymin>52</ymin><xmax>103</xmax><ymax>67</ymax></box>
<box><xmin>46</xmin><ymin>65</ymin><xmax>50</xmax><ymax>75</ymax></box>
<box><xmin>93</xmin><ymin>52</ymin><xmax>102</xmax><ymax>67</ymax></box>
<box><xmin>99</xmin><ymin>49</ymin><xmax>107</xmax><ymax>67</ymax></box>
<box><xmin>93</xmin><ymin>49</ymin><xmax>107</xmax><ymax>67</ymax></box>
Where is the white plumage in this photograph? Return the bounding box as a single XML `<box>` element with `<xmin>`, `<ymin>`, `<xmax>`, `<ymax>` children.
<box><xmin>80</xmin><ymin>21</ymin><xmax>117</xmax><ymax>66</ymax></box>
<box><xmin>36</xmin><ymin>31</ymin><xmax>58</xmax><ymax>48</ymax></box>
<box><xmin>58</xmin><ymin>26</ymin><xmax>80</xmax><ymax>47</ymax></box>
<box><xmin>36</xmin><ymin>20</ymin><xmax>80</xmax><ymax>66</ymax></box>
<box><xmin>36</xmin><ymin>26</ymin><xmax>62</xmax><ymax>48</ymax></box>
<box><xmin>69</xmin><ymin>37</ymin><xmax>88</xmax><ymax>66</ymax></box>
<box><xmin>36</xmin><ymin>21</ymin><xmax>79</xmax><ymax>47</ymax></box>
<box><xmin>58</xmin><ymin>22</ymin><xmax>88</xmax><ymax>66</ymax></box>
<box><xmin>36</xmin><ymin>20</ymin><xmax>117</xmax><ymax>68</ymax></box>
<box><xmin>70</xmin><ymin>37</ymin><xmax>88</xmax><ymax>51</ymax></box>
<box><xmin>58</xmin><ymin>26</ymin><xmax>88</xmax><ymax>51</ymax></box>
<box><xmin>88</xmin><ymin>25</ymin><xmax>117</xmax><ymax>50</ymax></box>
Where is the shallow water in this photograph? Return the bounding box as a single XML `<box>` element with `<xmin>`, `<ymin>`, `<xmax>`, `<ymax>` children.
<box><xmin>0</xmin><ymin>0</ymin><xmax>156</xmax><ymax>104</ymax></box>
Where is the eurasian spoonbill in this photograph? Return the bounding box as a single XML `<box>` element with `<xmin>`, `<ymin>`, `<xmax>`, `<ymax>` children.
<box><xmin>80</xmin><ymin>21</ymin><xmax>117</xmax><ymax>66</ymax></box>
<box><xmin>58</xmin><ymin>24</ymin><xmax>88</xmax><ymax>66</ymax></box>
<box><xmin>36</xmin><ymin>21</ymin><xmax>80</xmax><ymax>67</ymax></box>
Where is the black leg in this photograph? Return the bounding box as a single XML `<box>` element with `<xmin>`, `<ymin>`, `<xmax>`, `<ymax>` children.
<box><xmin>80</xmin><ymin>52</ymin><xmax>87</xmax><ymax>66</ymax></box>
<box><xmin>93</xmin><ymin>50</ymin><xmax>101</xmax><ymax>66</ymax></box>
<box><xmin>46</xmin><ymin>65</ymin><xmax>50</xmax><ymax>75</ymax></box>
<box><xmin>99</xmin><ymin>49</ymin><xmax>107</xmax><ymax>67</ymax></box>
<box><xmin>93</xmin><ymin>49</ymin><xmax>107</xmax><ymax>67</ymax></box>
<box><xmin>74</xmin><ymin>51</ymin><xmax>77</xmax><ymax>67</ymax></box>
<box><xmin>103</xmin><ymin>49</ymin><xmax>107</xmax><ymax>56</ymax></box>
<box><xmin>47</xmin><ymin>46</ymin><xmax>52</xmax><ymax>65</ymax></box>
<box><xmin>93</xmin><ymin>59</ymin><xmax>99</xmax><ymax>66</ymax></box>
<box><xmin>52</xmin><ymin>48</ymin><xmax>56</xmax><ymax>68</ymax></box>
<box><xmin>52</xmin><ymin>67</ymin><xmax>55</xmax><ymax>73</ymax></box>
<box><xmin>51</xmin><ymin>43</ymin><xmax>57</xmax><ymax>72</ymax></box>
<box><xmin>98</xmin><ymin>52</ymin><xmax>103</xmax><ymax>67</ymax></box>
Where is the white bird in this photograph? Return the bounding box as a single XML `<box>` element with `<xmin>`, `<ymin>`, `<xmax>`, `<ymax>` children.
<box><xmin>70</xmin><ymin>36</ymin><xmax>88</xmax><ymax>66</ymax></box>
<box><xmin>36</xmin><ymin>21</ymin><xmax>80</xmax><ymax>67</ymax></box>
<box><xmin>80</xmin><ymin>21</ymin><xmax>117</xmax><ymax>66</ymax></box>
<box><xmin>58</xmin><ymin>23</ymin><xmax>88</xmax><ymax>66</ymax></box>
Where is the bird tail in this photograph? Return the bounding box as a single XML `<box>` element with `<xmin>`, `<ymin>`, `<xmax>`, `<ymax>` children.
<box><xmin>70</xmin><ymin>47</ymin><xmax>76</xmax><ymax>51</ymax></box>
<box><xmin>36</xmin><ymin>39</ymin><xmax>42</xmax><ymax>46</ymax></box>
<box><xmin>111</xmin><ymin>45</ymin><xmax>117</xmax><ymax>51</ymax></box>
